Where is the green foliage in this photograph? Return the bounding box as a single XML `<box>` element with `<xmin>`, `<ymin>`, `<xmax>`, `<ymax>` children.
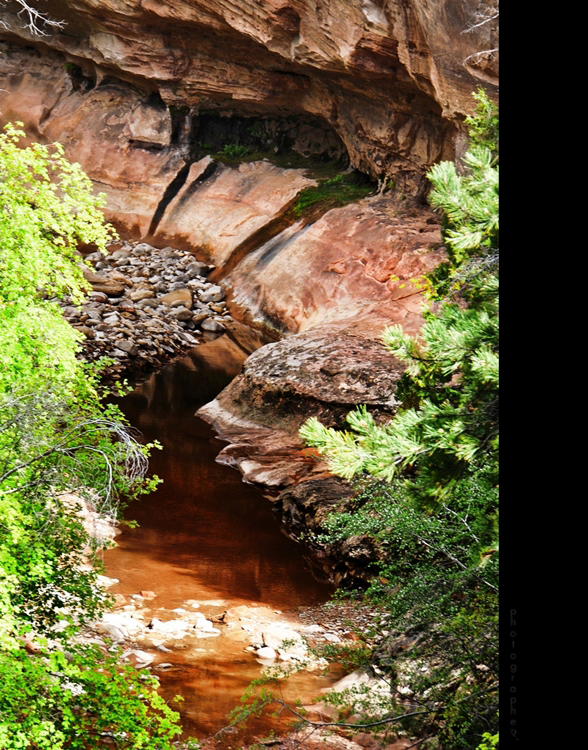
<box><xmin>0</xmin><ymin>646</ymin><xmax>182</xmax><ymax>749</ymax></box>
<box><xmin>0</xmin><ymin>123</ymin><xmax>115</xmax><ymax>396</ymax></box>
<box><xmin>219</xmin><ymin>143</ymin><xmax>252</xmax><ymax>159</ymax></box>
<box><xmin>427</xmin><ymin>148</ymin><xmax>498</xmax><ymax>266</ymax></box>
<box><xmin>292</xmin><ymin>172</ymin><xmax>374</xmax><ymax>218</ymax></box>
<box><xmin>477</xmin><ymin>731</ymin><xmax>499</xmax><ymax>749</ymax></box>
<box><xmin>298</xmin><ymin>90</ymin><xmax>499</xmax><ymax>746</ymax></box>
<box><xmin>464</xmin><ymin>89</ymin><xmax>499</xmax><ymax>155</ymax></box>
<box><xmin>64</xmin><ymin>62</ymin><xmax>83</xmax><ymax>76</ymax></box>
<box><xmin>0</xmin><ymin>124</ymin><xmax>186</xmax><ymax>747</ymax></box>
<box><xmin>314</xmin><ymin>475</ymin><xmax>498</xmax><ymax>746</ymax></box>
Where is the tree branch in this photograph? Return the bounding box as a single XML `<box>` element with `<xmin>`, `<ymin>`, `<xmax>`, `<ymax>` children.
<box><xmin>0</xmin><ymin>0</ymin><xmax>66</xmax><ymax>36</ymax></box>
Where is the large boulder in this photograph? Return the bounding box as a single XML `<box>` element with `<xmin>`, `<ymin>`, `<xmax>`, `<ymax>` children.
<box><xmin>197</xmin><ymin>328</ymin><xmax>405</xmax><ymax>486</ymax></box>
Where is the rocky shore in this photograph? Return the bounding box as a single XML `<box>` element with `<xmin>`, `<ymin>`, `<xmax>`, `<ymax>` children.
<box><xmin>62</xmin><ymin>241</ymin><xmax>233</xmax><ymax>379</ymax></box>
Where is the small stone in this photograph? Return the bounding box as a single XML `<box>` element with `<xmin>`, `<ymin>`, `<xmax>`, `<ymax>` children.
<box><xmin>75</xmin><ymin>325</ymin><xmax>95</xmax><ymax>339</ymax></box>
<box><xmin>186</xmin><ymin>261</ymin><xmax>209</xmax><ymax>277</ymax></box>
<box><xmin>303</xmin><ymin>624</ymin><xmax>325</xmax><ymax>634</ymax></box>
<box><xmin>135</xmin><ymin>298</ymin><xmax>160</xmax><ymax>308</ymax></box>
<box><xmin>111</xmin><ymin>249</ymin><xmax>132</xmax><ymax>260</ymax></box>
<box><xmin>89</xmin><ymin>291</ymin><xmax>109</xmax><ymax>303</ymax></box>
<box><xmin>200</xmin><ymin>318</ymin><xmax>225</xmax><ymax>333</ymax></box>
<box><xmin>132</xmin><ymin>650</ymin><xmax>154</xmax><ymax>665</ymax></box>
<box><xmin>256</xmin><ymin>646</ymin><xmax>277</xmax><ymax>660</ymax></box>
<box><xmin>82</xmin><ymin>269</ymin><xmax>125</xmax><ymax>296</ymax></box>
<box><xmin>129</xmin><ymin>288</ymin><xmax>155</xmax><ymax>302</ymax></box>
<box><xmin>133</xmin><ymin>243</ymin><xmax>155</xmax><ymax>255</ymax></box>
<box><xmin>200</xmin><ymin>285</ymin><xmax>225</xmax><ymax>303</ymax></box>
<box><xmin>160</xmin><ymin>288</ymin><xmax>192</xmax><ymax>308</ymax></box>
<box><xmin>191</xmin><ymin>312</ymin><xmax>209</xmax><ymax>325</ymax></box>
<box><xmin>178</xmin><ymin>331</ymin><xmax>199</xmax><ymax>345</ymax></box>
<box><xmin>161</xmin><ymin>247</ymin><xmax>181</xmax><ymax>258</ymax></box>
<box><xmin>173</xmin><ymin>306</ymin><xmax>193</xmax><ymax>321</ymax></box>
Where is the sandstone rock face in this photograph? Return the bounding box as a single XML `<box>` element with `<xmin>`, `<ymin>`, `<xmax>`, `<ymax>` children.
<box><xmin>153</xmin><ymin>160</ymin><xmax>316</xmax><ymax>267</ymax></box>
<box><xmin>0</xmin><ymin>43</ymin><xmax>185</xmax><ymax>237</ymax></box>
<box><xmin>227</xmin><ymin>195</ymin><xmax>445</xmax><ymax>337</ymax></box>
<box><xmin>0</xmin><ymin>1</ymin><xmax>495</xmax><ymax>537</ymax></box>
<box><xmin>0</xmin><ymin>0</ymin><xmax>497</xmax><ymax>192</ymax></box>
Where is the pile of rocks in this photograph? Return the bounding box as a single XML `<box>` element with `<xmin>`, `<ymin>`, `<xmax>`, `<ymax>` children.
<box><xmin>81</xmin><ymin>592</ymin><xmax>341</xmax><ymax>675</ymax></box>
<box><xmin>59</xmin><ymin>241</ymin><xmax>233</xmax><ymax>378</ymax></box>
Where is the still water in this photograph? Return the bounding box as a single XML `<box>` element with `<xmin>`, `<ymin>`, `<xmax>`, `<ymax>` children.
<box><xmin>104</xmin><ymin>334</ymin><xmax>337</xmax><ymax>745</ymax></box>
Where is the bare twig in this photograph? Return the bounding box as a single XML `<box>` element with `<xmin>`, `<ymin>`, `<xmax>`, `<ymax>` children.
<box><xmin>464</xmin><ymin>49</ymin><xmax>499</xmax><ymax>66</ymax></box>
<box><xmin>0</xmin><ymin>0</ymin><xmax>66</xmax><ymax>36</ymax></box>
<box><xmin>462</xmin><ymin>13</ymin><xmax>499</xmax><ymax>34</ymax></box>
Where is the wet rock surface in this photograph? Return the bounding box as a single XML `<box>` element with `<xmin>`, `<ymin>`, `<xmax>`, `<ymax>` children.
<box><xmin>273</xmin><ymin>478</ymin><xmax>384</xmax><ymax>586</ymax></box>
<box><xmin>227</xmin><ymin>196</ymin><xmax>445</xmax><ymax>338</ymax></box>
<box><xmin>153</xmin><ymin>159</ymin><xmax>317</xmax><ymax>268</ymax></box>
<box><xmin>61</xmin><ymin>241</ymin><xmax>233</xmax><ymax>379</ymax></box>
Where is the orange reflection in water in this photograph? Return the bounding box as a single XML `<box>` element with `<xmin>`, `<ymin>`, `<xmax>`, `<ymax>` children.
<box><xmin>104</xmin><ymin>336</ymin><xmax>339</xmax><ymax>745</ymax></box>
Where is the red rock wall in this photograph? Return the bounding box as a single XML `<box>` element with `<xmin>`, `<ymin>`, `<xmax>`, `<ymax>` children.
<box><xmin>0</xmin><ymin>0</ymin><xmax>497</xmax><ymax>192</ymax></box>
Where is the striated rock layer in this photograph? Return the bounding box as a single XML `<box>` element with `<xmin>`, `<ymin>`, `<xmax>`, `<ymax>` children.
<box><xmin>0</xmin><ymin>29</ymin><xmax>448</xmax><ymax>495</ymax></box>
<box><xmin>0</xmin><ymin>0</ymin><xmax>497</xmax><ymax>193</ymax></box>
<box><xmin>198</xmin><ymin>328</ymin><xmax>407</xmax><ymax>487</ymax></box>
<box><xmin>226</xmin><ymin>195</ymin><xmax>446</xmax><ymax>337</ymax></box>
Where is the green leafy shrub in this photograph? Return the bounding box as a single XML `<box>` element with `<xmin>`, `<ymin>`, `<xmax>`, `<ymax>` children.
<box><xmin>292</xmin><ymin>172</ymin><xmax>374</xmax><ymax>218</ymax></box>
<box><xmin>0</xmin><ymin>124</ymin><xmax>188</xmax><ymax>747</ymax></box>
<box><xmin>219</xmin><ymin>143</ymin><xmax>252</xmax><ymax>159</ymax></box>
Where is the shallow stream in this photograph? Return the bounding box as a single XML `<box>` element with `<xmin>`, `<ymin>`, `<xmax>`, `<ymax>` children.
<box><xmin>103</xmin><ymin>334</ymin><xmax>340</xmax><ymax>745</ymax></box>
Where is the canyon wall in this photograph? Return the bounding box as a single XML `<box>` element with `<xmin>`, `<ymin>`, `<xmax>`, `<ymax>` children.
<box><xmin>0</xmin><ymin>1</ymin><xmax>497</xmax><ymax>523</ymax></box>
<box><xmin>0</xmin><ymin>0</ymin><xmax>497</xmax><ymax>195</ymax></box>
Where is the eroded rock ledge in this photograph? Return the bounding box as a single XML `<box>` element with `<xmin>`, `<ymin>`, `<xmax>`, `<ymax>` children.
<box><xmin>198</xmin><ymin>329</ymin><xmax>405</xmax><ymax>484</ymax></box>
<box><xmin>0</xmin><ymin>0</ymin><xmax>497</xmax><ymax>194</ymax></box>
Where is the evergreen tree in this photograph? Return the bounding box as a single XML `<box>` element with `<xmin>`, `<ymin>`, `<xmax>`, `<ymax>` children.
<box><xmin>300</xmin><ymin>89</ymin><xmax>499</xmax><ymax>507</ymax></box>
<box><xmin>299</xmin><ymin>90</ymin><xmax>499</xmax><ymax>748</ymax></box>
